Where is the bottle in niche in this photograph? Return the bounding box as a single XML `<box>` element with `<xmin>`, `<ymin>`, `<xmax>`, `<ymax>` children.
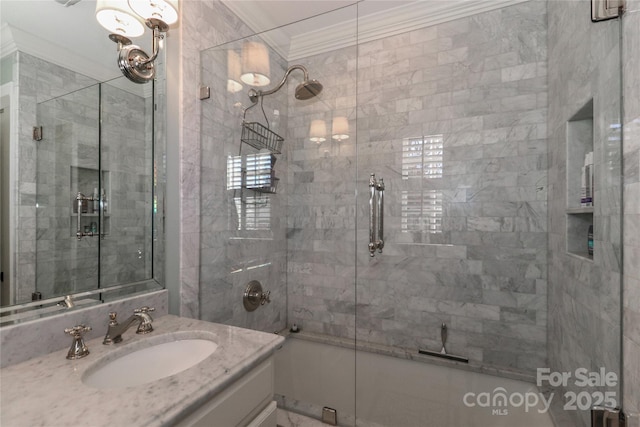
<box><xmin>588</xmin><ymin>225</ymin><xmax>594</xmax><ymax>256</ymax></box>
<box><xmin>92</xmin><ymin>188</ymin><xmax>99</xmax><ymax>213</ymax></box>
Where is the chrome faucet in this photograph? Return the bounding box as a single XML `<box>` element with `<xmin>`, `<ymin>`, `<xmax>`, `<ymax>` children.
<box><xmin>103</xmin><ymin>306</ymin><xmax>155</xmax><ymax>345</ymax></box>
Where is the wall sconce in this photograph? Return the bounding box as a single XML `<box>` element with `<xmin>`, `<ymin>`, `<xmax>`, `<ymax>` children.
<box><xmin>309</xmin><ymin>120</ymin><xmax>327</xmax><ymax>143</ymax></box>
<box><xmin>241</xmin><ymin>41</ymin><xmax>271</xmax><ymax>87</ymax></box>
<box><xmin>96</xmin><ymin>0</ymin><xmax>178</xmax><ymax>84</ymax></box>
<box><xmin>332</xmin><ymin>116</ymin><xmax>350</xmax><ymax>141</ymax></box>
<box><xmin>227</xmin><ymin>50</ymin><xmax>243</xmax><ymax>93</ymax></box>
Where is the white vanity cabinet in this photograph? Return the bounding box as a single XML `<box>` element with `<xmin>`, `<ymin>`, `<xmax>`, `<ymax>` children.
<box><xmin>175</xmin><ymin>357</ymin><xmax>277</xmax><ymax>427</ymax></box>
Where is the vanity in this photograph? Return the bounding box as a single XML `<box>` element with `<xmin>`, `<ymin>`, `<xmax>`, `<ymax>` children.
<box><xmin>0</xmin><ymin>315</ymin><xmax>284</xmax><ymax>427</ymax></box>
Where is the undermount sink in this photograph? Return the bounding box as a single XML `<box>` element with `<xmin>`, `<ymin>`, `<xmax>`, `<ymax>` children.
<box><xmin>83</xmin><ymin>336</ymin><xmax>219</xmax><ymax>389</ymax></box>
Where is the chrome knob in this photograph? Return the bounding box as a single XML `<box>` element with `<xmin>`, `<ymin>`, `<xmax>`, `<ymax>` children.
<box><xmin>64</xmin><ymin>324</ymin><xmax>91</xmax><ymax>360</ymax></box>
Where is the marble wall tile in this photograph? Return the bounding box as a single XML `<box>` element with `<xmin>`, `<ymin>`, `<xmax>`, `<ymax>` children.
<box><xmin>547</xmin><ymin>1</ymin><xmax>628</xmax><ymax>425</ymax></box>
<box><xmin>281</xmin><ymin>1</ymin><xmax>548</xmax><ymax>375</ymax></box>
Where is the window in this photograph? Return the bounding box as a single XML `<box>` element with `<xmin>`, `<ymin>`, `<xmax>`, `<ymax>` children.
<box><xmin>401</xmin><ymin>135</ymin><xmax>444</xmax><ymax>233</ymax></box>
<box><xmin>227</xmin><ymin>154</ymin><xmax>273</xmax><ymax>231</ymax></box>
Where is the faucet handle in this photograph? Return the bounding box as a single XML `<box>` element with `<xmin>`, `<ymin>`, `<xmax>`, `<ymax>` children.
<box><xmin>108</xmin><ymin>312</ymin><xmax>118</xmax><ymax>325</ymax></box>
<box><xmin>64</xmin><ymin>324</ymin><xmax>91</xmax><ymax>337</ymax></box>
<box><xmin>64</xmin><ymin>324</ymin><xmax>91</xmax><ymax>360</ymax></box>
<box><xmin>134</xmin><ymin>306</ymin><xmax>154</xmax><ymax>334</ymax></box>
<box><xmin>134</xmin><ymin>306</ymin><xmax>155</xmax><ymax>314</ymax></box>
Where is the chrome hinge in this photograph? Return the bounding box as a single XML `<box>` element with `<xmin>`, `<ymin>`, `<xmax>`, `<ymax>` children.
<box><xmin>33</xmin><ymin>126</ymin><xmax>43</xmax><ymax>141</ymax></box>
<box><xmin>199</xmin><ymin>85</ymin><xmax>210</xmax><ymax>100</ymax></box>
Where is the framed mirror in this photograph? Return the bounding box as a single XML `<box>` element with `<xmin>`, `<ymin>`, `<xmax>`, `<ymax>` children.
<box><xmin>0</xmin><ymin>0</ymin><xmax>165</xmax><ymax>324</ymax></box>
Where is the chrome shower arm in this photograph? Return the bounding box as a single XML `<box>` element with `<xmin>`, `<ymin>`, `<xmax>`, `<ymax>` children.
<box><xmin>249</xmin><ymin>65</ymin><xmax>310</xmax><ymax>103</ymax></box>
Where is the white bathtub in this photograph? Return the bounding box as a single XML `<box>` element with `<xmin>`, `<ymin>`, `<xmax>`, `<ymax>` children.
<box><xmin>274</xmin><ymin>335</ymin><xmax>555</xmax><ymax>427</ymax></box>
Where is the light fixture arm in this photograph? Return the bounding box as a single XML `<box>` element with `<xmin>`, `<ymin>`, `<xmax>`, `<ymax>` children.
<box><xmin>137</xmin><ymin>19</ymin><xmax>168</xmax><ymax>66</ymax></box>
<box><xmin>111</xmin><ymin>18</ymin><xmax>169</xmax><ymax>84</ymax></box>
<box><xmin>248</xmin><ymin>65</ymin><xmax>310</xmax><ymax>103</ymax></box>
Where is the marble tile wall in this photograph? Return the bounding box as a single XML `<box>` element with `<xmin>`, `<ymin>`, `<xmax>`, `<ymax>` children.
<box><xmin>177</xmin><ymin>0</ymin><xmax>256</xmax><ymax>318</ymax></box>
<box><xmin>622</xmin><ymin>0</ymin><xmax>640</xmax><ymax>422</ymax></box>
<box><xmin>286</xmin><ymin>1</ymin><xmax>548</xmax><ymax>373</ymax></box>
<box><xmin>547</xmin><ymin>1</ymin><xmax>624</xmax><ymax>425</ymax></box>
<box><xmin>15</xmin><ymin>53</ymin><xmax>153</xmax><ymax>302</ymax></box>
<box><xmin>198</xmin><ymin>42</ymin><xmax>289</xmax><ymax>333</ymax></box>
<box><xmin>14</xmin><ymin>52</ymin><xmax>99</xmax><ymax>303</ymax></box>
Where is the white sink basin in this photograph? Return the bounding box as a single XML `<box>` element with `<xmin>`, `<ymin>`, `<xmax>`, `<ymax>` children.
<box><xmin>83</xmin><ymin>337</ymin><xmax>218</xmax><ymax>389</ymax></box>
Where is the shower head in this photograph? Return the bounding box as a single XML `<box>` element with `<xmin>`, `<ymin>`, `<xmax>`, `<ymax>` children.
<box><xmin>248</xmin><ymin>64</ymin><xmax>323</xmax><ymax>103</ymax></box>
<box><xmin>295</xmin><ymin>79</ymin><xmax>323</xmax><ymax>100</ymax></box>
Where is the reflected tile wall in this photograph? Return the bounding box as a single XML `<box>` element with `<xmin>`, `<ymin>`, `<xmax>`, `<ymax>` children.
<box><xmin>547</xmin><ymin>1</ymin><xmax>624</xmax><ymax>425</ymax></box>
<box><xmin>622</xmin><ymin>0</ymin><xmax>640</xmax><ymax>419</ymax></box>
<box><xmin>14</xmin><ymin>52</ymin><xmax>99</xmax><ymax>303</ymax></box>
<box><xmin>16</xmin><ymin>52</ymin><xmax>153</xmax><ymax>303</ymax></box>
<box><xmin>287</xmin><ymin>1</ymin><xmax>548</xmax><ymax>374</ymax></box>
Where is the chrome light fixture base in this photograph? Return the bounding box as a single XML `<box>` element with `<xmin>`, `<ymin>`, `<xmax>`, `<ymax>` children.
<box><xmin>110</xmin><ymin>18</ymin><xmax>169</xmax><ymax>84</ymax></box>
<box><xmin>118</xmin><ymin>45</ymin><xmax>155</xmax><ymax>84</ymax></box>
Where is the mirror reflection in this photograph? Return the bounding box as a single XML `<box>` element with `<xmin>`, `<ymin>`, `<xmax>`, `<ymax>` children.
<box><xmin>0</xmin><ymin>0</ymin><xmax>165</xmax><ymax>318</ymax></box>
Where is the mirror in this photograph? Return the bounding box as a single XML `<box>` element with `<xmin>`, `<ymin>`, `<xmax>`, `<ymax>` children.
<box><xmin>0</xmin><ymin>0</ymin><xmax>165</xmax><ymax>322</ymax></box>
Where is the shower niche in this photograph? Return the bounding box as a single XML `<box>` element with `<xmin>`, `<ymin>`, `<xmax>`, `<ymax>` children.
<box><xmin>70</xmin><ymin>166</ymin><xmax>110</xmax><ymax>237</ymax></box>
<box><xmin>566</xmin><ymin>100</ymin><xmax>594</xmax><ymax>259</ymax></box>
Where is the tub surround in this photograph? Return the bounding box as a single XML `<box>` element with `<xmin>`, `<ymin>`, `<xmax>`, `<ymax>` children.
<box><xmin>0</xmin><ymin>314</ymin><xmax>284</xmax><ymax>427</ymax></box>
<box><xmin>279</xmin><ymin>329</ymin><xmax>536</xmax><ymax>384</ymax></box>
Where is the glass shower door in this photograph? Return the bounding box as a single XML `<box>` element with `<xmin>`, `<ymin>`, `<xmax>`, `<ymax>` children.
<box><xmin>35</xmin><ymin>83</ymin><xmax>101</xmax><ymax>300</ymax></box>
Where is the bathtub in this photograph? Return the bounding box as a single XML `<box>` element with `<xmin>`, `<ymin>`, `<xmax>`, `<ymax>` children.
<box><xmin>274</xmin><ymin>334</ymin><xmax>555</xmax><ymax>427</ymax></box>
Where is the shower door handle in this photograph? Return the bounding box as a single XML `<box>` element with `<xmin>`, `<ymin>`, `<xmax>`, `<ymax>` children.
<box><xmin>376</xmin><ymin>178</ymin><xmax>384</xmax><ymax>253</ymax></box>
<box><xmin>368</xmin><ymin>174</ymin><xmax>385</xmax><ymax>257</ymax></box>
<box><xmin>369</xmin><ymin>174</ymin><xmax>377</xmax><ymax>256</ymax></box>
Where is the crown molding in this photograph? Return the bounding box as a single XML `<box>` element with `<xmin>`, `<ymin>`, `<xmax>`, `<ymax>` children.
<box><xmin>288</xmin><ymin>0</ymin><xmax>531</xmax><ymax>60</ymax></box>
<box><xmin>1</xmin><ymin>24</ymin><xmax>150</xmax><ymax>98</ymax></box>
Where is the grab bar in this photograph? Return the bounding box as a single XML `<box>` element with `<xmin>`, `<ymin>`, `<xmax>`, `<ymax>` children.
<box><xmin>368</xmin><ymin>174</ymin><xmax>385</xmax><ymax>257</ymax></box>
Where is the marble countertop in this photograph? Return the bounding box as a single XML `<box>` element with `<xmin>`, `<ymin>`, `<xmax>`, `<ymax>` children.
<box><xmin>0</xmin><ymin>315</ymin><xmax>284</xmax><ymax>427</ymax></box>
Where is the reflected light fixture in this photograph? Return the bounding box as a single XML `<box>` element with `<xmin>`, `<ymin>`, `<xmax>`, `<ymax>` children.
<box><xmin>227</xmin><ymin>50</ymin><xmax>243</xmax><ymax>93</ymax></box>
<box><xmin>309</xmin><ymin>120</ymin><xmax>327</xmax><ymax>143</ymax></box>
<box><xmin>332</xmin><ymin>116</ymin><xmax>350</xmax><ymax>141</ymax></box>
<box><xmin>241</xmin><ymin>41</ymin><xmax>271</xmax><ymax>87</ymax></box>
<box><xmin>96</xmin><ymin>0</ymin><xmax>178</xmax><ymax>84</ymax></box>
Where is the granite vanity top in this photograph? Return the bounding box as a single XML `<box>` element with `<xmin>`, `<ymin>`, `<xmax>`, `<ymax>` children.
<box><xmin>0</xmin><ymin>315</ymin><xmax>284</xmax><ymax>427</ymax></box>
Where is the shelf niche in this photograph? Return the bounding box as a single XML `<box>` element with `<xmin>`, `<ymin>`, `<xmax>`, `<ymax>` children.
<box><xmin>70</xmin><ymin>166</ymin><xmax>110</xmax><ymax>237</ymax></box>
<box><xmin>566</xmin><ymin>99</ymin><xmax>593</xmax><ymax>260</ymax></box>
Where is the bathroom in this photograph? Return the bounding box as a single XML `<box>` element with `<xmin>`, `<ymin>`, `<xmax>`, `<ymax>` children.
<box><xmin>0</xmin><ymin>0</ymin><xmax>638</xmax><ymax>426</ymax></box>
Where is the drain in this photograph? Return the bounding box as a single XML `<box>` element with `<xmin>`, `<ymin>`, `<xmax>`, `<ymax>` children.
<box><xmin>322</xmin><ymin>407</ymin><xmax>337</xmax><ymax>425</ymax></box>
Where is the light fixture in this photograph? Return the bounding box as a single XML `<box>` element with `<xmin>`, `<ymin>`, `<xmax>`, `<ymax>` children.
<box><xmin>332</xmin><ymin>116</ymin><xmax>349</xmax><ymax>141</ymax></box>
<box><xmin>309</xmin><ymin>120</ymin><xmax>327</xmax><ymax>143</ymax></box>
<box><xmin>96</xmin><ymin>0</ymin><xmax>145</xmax><ymax>37</ymax></box>
<box><xmin>241</xmin><ymin>41</ymin><xmax>271</xmax><ymax>87</ymax></box>
<box><xmin>227</xmin><ymin>50</ymin><xmax>243</xmax><ymax>93</ymax></box>
<box><xmin>128</xmin><ymin>0</ymin><xmax>178</xmax><ymax>25</ymax></box>
<box><xmin>96</xmin><ymin>0</ymin><xmax>178</xmax><ymax>84</ymax></box>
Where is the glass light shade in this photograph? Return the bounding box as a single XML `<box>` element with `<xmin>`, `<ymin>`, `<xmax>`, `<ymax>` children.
<box><xmin>128</xmin><ymin>0</ymin><xmax>179</xmax><ymax>25</ymax></box>
<box><xmin>227</xmin><ymin>50</ymin><xmax>243</xmax><ymax>93</ymax></box>
<box><xmin>332</xmin><ymin>116</ymin><xmax>350</xmax><ymax>141</ymax></box>
<box><xmin>96</xmin><ymin>0</ymin><xmax>145</xmax><ymax>37</ymax></box>
<box><xmin>309</xmin><ymin>120</ymin><xmax>327</xmax><ymax>143</ymax></box>
<box><xmin>241</xmin><ymin>41</ymin><xmax>271</xmax><ymax>87</ymax></box>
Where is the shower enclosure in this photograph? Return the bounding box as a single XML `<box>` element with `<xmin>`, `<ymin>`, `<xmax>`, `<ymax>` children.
<box><xmin>197</xmin><ymin>1</ymin><xmax>629</xmax><ymax>425</ymax></box>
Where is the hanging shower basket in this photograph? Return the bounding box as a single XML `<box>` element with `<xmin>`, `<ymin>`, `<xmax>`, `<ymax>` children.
<box><xmin>241</xmin><ymin>121</ymin><xmax>284</xmax><ymax>154</ymax></box>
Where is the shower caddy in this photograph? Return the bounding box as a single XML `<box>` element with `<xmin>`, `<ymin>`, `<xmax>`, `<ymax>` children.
<box><xmin>237</xmin><ymin>106</ymin><xmax>283</xmax><ymax>194</ymax></box>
